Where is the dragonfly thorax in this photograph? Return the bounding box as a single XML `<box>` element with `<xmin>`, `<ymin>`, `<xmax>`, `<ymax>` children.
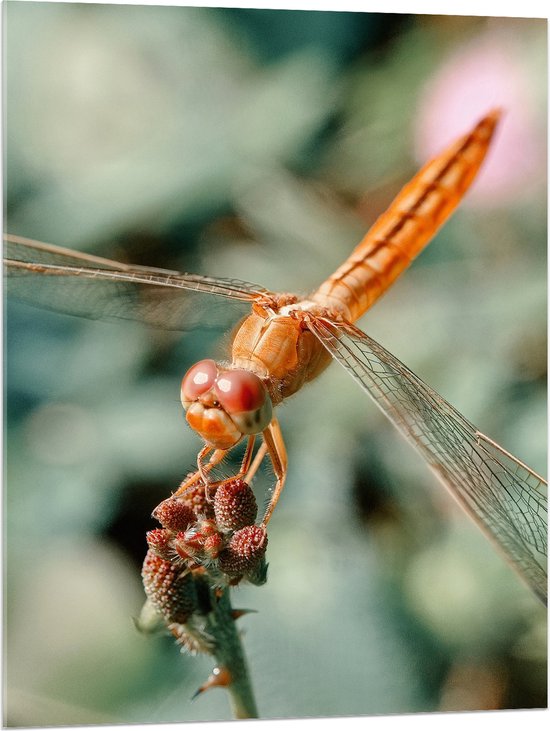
<box><xmin>181</xmin><ymin>359</ymin><xmax>273</xmax><ymax>449</ymax></box>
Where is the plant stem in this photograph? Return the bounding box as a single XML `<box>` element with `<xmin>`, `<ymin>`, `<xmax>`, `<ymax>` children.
<box><xmin>204</xmin><ymin>585</ymin><xmax>259</xmax><ymax>719</ymax></box>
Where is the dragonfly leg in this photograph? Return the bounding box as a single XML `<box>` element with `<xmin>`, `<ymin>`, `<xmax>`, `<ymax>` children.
<box><xmin>174</xmin><ymin>462</ymin><xmax>209</xmax><ymax>497</ymax></box>
<box><xmin>174</xmin><ymin>445</ymin><xmax>228</xmax><ymax>497</ymax></box>
<box><xmin>206</xmin><ymin>436</ymin><xmax>257</xmax><ymax>493</ymax></box>
<box><xmin>244</xmin><ymin>441</ymin><xmax>268</xmax><ymax>484</ymax></box>
<box><xmin>198</xmin><ymin>446</ymin><xmax>231</xmax><ymax>502</ymax></box>
<box><xmin>237</xmin><ymin>435</ymin><xmax>256</xmax><ymax>478</ymax></box>
<box><xmin>259</xmin><ymin>417</ymin><xmax>288</xmax><ymax>526</ymax></box>
<box><xmin>174</xmin><ymin>437</ymin><xmax>256</xmax><ymax>502</ymax></box>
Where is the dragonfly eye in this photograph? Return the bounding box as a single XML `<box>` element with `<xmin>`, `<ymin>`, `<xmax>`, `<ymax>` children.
<box><xmin>214</xmin><ymin>369</ymin><xmax>272</xmax><ymax>434</ymax></box>
<box><xmin>181</xmin><ymin>359</ymin><xmax>218</xmax><ymax>408</ymax></box>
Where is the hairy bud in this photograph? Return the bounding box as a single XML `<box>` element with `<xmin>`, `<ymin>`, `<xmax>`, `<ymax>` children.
<box><xmin>214</xmin><ymin>478</ymin><xmax>258</xmax><ymax>532</ymax></box>
<box><xmin>146</xmin><ymin>528</ymin><xmax>174</xmax><ymax>561</ymax></box>
<box><xmin>142</xmin><ymin>550</ymin><xmax>198</xmax><ymax>624</ymax></box>
<box><xmin>176</xmin><ymin>475</ymin><xmax>214</xmax><ymax>519</ymax></box>
<box><xmin>218</xmin><ymin>525</ymin><xmax>268</xmax><ymax>577</ymax></box>
<box><xmin>153</xmin><ymin>497</ymin><xmax>196</xmax><ymax>532</ymax></box>
<box><xmin>203</xmin><ymin>532</ymin><xmax>224</xmax><ymax>560</ymax></box>
<box><xmin>174</xmin><ymin>519</ymin><xmax>222</xmax><ymax>563</ymax></box>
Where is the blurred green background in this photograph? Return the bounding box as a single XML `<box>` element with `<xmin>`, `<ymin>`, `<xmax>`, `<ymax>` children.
<box><xmin>3</xmin><ymin>1</ymin><xmax>547</xmax><ymax>725</ymax></box>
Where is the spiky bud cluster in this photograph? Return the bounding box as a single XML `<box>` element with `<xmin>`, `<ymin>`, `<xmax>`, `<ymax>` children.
<box><xmin>140</xmin><ymin>472</ymin><xmax>269</xmax><ymax>655</ymax></box>
<box><xmin>214</xmin><ymin>478</ymin><xmax>258</xmax><ymax>532</ymax></box>
<box><xmin>141</xmin><ymin>550</ymin><xmax>198</xmax><ymax>624</ymax></box>
<box><xmin>144</xmin><ymin>477</ymin><xmax>267</xmax><ymax>584</ymax></box>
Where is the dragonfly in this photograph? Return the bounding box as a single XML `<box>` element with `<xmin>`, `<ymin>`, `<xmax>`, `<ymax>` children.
<box><xmin>4</xmin><ymin>110</ymin><xmax>547</xmax><ymax>605</ymax></box>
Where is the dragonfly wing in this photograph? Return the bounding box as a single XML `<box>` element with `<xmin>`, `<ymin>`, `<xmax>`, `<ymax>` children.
<box><xmin>4</xmin><ymin>234</ymin><xmax>270</xmax><ymax>331</ymax></box>
<box><xmin>308</xmin><ymin>316</ymin><xmax>548</xmax><ymax>604</ymax></box>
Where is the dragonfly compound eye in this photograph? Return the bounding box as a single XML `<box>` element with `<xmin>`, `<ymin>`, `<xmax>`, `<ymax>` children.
<box><xmin>181</xmin><ymin>359</ymin><xmax>218</xmax><ymax>408</ymax></box>
<box><xmin>214</xmin><ymin>369</ymin><xmax>272</xmax><ymax>434</ymax></box>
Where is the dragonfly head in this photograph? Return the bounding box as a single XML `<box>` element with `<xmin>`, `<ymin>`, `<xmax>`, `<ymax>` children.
<box><xmin>181</xmin><ymin>359</ymin><xmax>273</xmax><ymax>450</ymax></box>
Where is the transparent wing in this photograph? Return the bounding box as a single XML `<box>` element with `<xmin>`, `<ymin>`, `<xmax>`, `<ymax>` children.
<box><xmin>309</xmin><ymin>317</ymin><xmax>548</xmax><ymax>604</ymax></box>
<box><xmin>4</xmin><ymin>234</ymin><xmax>271</xmax><ymax>331</ymax></box>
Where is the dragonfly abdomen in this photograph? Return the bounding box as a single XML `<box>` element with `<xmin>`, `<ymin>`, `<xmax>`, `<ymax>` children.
<box><xmin>311</xmin><ymin>110</ymin><xmax>500</xmax><ymax>323</ymax></box>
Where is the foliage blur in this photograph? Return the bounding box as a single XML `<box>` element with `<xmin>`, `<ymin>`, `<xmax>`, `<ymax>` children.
<box><xmin>3</xmin><ymin>2</ymin><xmax>547</xmax><ymax>725</ymax></box>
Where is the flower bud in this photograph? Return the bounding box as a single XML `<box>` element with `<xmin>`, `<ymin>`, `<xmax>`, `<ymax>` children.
<box><xmin>153</xmin><ymin>497</ymin><xmax>196</xmax><ymax>532</ymax></box>
<box><xmin>177</xmin><ymin>475</ymin><xmax>214</xmax><ymax>519</ymax></box>
<box><xmin>141</xmin><ymin>549</ymin><xmax>198</xmax><ymax>624</ymax></box>
<box><xmin>146</xmin><ymin>528</ymin><xmax>174</xmax><ymax>561</ymax></box>
<box><xmin>214</xmin><ymin>478</ymin><xmax>258</xmax><ymax>532</ymax></box>
<box><xmin>174</xmin><ymin>519</ymin><xmax>221</xmax><ymax>563</ymax></box>
<box><xmin>203</xmin><ymin>532</ymin><xmax>224</xmax><ymax>560</ymax></box>
<box><xmin>218</xmin><ymin>525</ymin><xmax>268</xmax><ymax>577</ymax></box>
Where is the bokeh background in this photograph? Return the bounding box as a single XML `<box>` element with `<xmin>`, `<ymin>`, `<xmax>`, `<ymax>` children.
<box><xmin>3</xmin><ymin>1</ymin><xmax>547</xmax><ymax>725</ymax></box>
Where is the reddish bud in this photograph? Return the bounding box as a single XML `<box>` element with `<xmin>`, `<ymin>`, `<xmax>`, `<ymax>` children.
<box><xmin>141</xmin><ymin>549</ymin><xmax>198</xmax><ymax>624</ymax></box>
<box><xmin>174</xmin><ymin>531</ymin><xmax>193</xmax><ymax>561</ymax></box>
<box><xmin>153</xmin><ymin>497</ymin><xmax>196</xmax><ymax>532</ymax></box>
<box><xmin>177</xmin><ymin>477</ymin><xmax>214</xmax><ymax>519</ymax></box>
<box><xmin>218</xmin><ymin>525</ymin><xmax>268</xmax><ymax>577</ymax></box>
<box><xmin>203</xmin><ymin>532</ymin><xmax>224</xmax><ymax>560</ymax></box>
<box><xmin>214</xmin><ymin>478</ymin><xmax>258</xmax><ymax>532</ymax></box>
<box><xmin>146</xmin><ymin>528</ymin><xmax>174</xmax><ymax>561</ymax></box>
<box><xmin>175</xmin><ymin>519</ymin><xmax>221</xmax><ymax>562</ymax></box>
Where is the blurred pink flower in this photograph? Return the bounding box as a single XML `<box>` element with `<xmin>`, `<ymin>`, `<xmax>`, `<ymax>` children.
<box><xmin>415</xmin><ymin>33</ymin><xmax>545</xmax><ymax>207</ymax></box>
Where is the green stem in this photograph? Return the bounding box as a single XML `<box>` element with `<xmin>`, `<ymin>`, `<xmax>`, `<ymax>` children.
<box><xmin>204</xmin><ymin>585</ymin><xmax>259</xmax><ymax>719</ymax></box>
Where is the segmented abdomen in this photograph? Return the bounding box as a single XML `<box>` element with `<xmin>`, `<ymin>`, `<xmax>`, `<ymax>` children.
<box><xmin>312</xmin><ymin>110</ymin><xmax>500</xmax><ymax>322</ymax></box>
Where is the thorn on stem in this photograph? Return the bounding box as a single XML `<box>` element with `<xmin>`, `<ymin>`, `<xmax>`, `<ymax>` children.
<box><xmin>232</xmin><ymin>608</ymin><xmax>257</xmax><ymax>620</ymax></box>
<box><xmin>192</xmin><ymin>666</ymin><xmax>232</xmax><ymax>699</ymax></box>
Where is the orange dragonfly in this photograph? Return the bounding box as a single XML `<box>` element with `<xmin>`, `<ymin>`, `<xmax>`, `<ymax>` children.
<box><xmin>4</xmin><ymin>110</ymin><xmax>547</xmax><ymax>604</ymax></box>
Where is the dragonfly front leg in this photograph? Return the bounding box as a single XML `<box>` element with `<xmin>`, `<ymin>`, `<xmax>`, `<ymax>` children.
<box><xmin>244</xmin><ymin>441</ymin><xmax>268</xmax><ymax>484</ymax></box>
<box><xmin>174</xmin><ymin>437</ymin><xmax>257</xmax><ymax>501</ymax></box>
<box><xmin>236</xmin><ymin>435</ymin><xmax>256</xmax><ymax>480</ymax></box>
<box><xmin>174</xmin><ymin>445</ymin><xmax>228</xmax><ymax>497</ymax></box>
<box><xmin>260</xmin><ymin>417</ymin><xmax>288</xmax><ymax>527</ymax></box>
